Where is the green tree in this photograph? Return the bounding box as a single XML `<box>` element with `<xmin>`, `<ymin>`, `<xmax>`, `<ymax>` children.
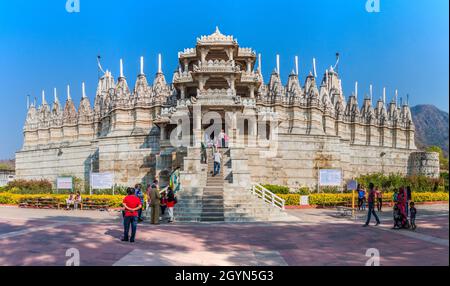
<box><xmin>426</xmin><ymin>146</ymin><xmax>449</xmax><ymax>171</ymax></box>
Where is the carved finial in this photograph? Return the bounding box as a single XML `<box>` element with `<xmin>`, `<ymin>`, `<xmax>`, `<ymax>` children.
<box><xmin>295</xmin><ymin>56</ymin><xmax>299</xmax><ymax>76</ymax></box>
<box><xmin>395</xmin><ymin>89</ymin><xmax>398</xmax><ymax>105</ymax></box>
<box><xmin>54</xmin><ymin>88</ymin><xmax>58</xmax><ymax>103</ymax></box>
<box><xmin>383</xmin><ymin>87</ymin><xmax>386</xmax><ymax>103</ymax></box>
<box><xmin>215</xmin><ymin>26</ymin><xmax>220</xmax><ymax>34</ymax></box>
<box><xmin>120</xmin><ymin>58</ymin><xmax>124</xmax><ymax>78</ymax></box>
<box><xmin>369</xmin><ymin>84</ymin><xmax>373</xmax><ymax>102</ymax></box>
<box><xmin>312</xmin><ymin>58</ymin><xmax>317</xmax><ymax>78</ymax></box>
<box><xmin>159</xmin><ymin>53</ymin><xmax>163</xmax><ymax>73</ymax></box>
<box><xmin>41</xmin><ymin>90</ymin><xmax>46</xmax><ymax>105</ymax></box>
<box><xmin>354</xmin><ymin>81</ymin><xmax>358</xmax><ymax>99</ymax></box>
<box><xmin>82</xmin><ymin>82</ymin><xmax>86</xmax><ymax>98</ymax></box>
<box><xmin>67</xmin><ymin>85</ymin><xmax>72</xmax><ymax>101</ymax></box>
<box><xmin>276</xmin><ymin>54</ymin><xmax>280</xmax><ymax>75</ymax></box>
<box><xmin>258</xmin><ymin>53</ymin><xmax>262</xmax><ymax>73</ymax></box>
<box><xmin>140</xmin><ymin>56</ymin><xmax>144</xmax><ymax>75</ymax></box>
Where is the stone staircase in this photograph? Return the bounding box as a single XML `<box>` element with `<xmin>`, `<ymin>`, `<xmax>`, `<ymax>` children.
<box><xmin>175</xmin><ymin>147</ymin><xmax>298</xmax><ymax>223</ymax></box>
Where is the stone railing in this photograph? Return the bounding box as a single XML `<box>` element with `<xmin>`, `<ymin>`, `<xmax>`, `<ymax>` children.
<box><xmin>193</xmin><ymin>60</ymin><xmax>240</xmax><ymax>73</ymax></box>
<box><xmin>172</xmin><ymin>71</ymin><xmax>194</xmax><ymax>83</ymax></box>
<box><xmin>238</xmin><ymin>47</ymin><xmax>256</xmax><ymax>57</ymax></box>
<box><xmin>197</xmin><ymin>88</ymin><xmax>236</xmax><ymax>98</ymax></box>
<box><xmin>240</xmin><ymin>71</ymin><xmax>261</xmax><ymax>83</ymax></box>
<box><xmin>180</xmin><ymin>48</ymin><xmax>196</xmax><ymax>57</ymax></box>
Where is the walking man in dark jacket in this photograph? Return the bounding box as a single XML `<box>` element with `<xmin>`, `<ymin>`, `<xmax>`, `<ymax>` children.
<box><xmin>363</xmin><ymin>183</ymin><xmax>381</xmax><ymax>227</ymax></box>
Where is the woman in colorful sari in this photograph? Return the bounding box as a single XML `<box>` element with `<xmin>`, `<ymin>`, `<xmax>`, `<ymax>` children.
<box><xmin>169</xmin><ymin>167</ymin><xmax>181</xmax><ymax>194</ymax></box>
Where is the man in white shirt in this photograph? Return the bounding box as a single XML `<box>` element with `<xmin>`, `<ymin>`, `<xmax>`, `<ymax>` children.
<box><xmin>213</xmin><ymin>150</ymin><xmax>222</xmax><ymax>176</ymax></box>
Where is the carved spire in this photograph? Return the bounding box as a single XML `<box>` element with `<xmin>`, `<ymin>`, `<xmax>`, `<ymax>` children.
<box><xmin>140</xmin><ymin>56</ymin><xmax>145</xmax><ymax>75</ymax></box>
<box><xmin>158</xmin><ymin>53</ymin><xmax>162</xmax><ymax>74</ymax></box>
<box><xmin>82</xmin><ymin>82</ymin><xmax>87</xmax><ymax>98</ymax></box>
<box><xmin>67</xmin><ymin>85</ymin><xmax>72</xmax><ymax>101</ymax></box>
<box><xmin>295</xmin><ymin>56</ymin><xmax>299</xmax><ymax>76</ymax></box>
<box><xmin>312</xmin><ymin>58</ymin><xmax>317</xmax><ymax>78</ymax></box>
<box><xmin>53</xmin><ymin>88</ymin><xmax>59</xmax><ymax>104</ymax></box>
<box><xmin>119</xmin><ymin>58</ymin><xmax>124</xmax><ymax>78</ymax></box>
<box><xmin>41</xmin><ymin>90</ymin><xmax>47</xmax><ymax>106</ymax></box>
<box><xmin>276</xmin><ymin>54</ymin><xmax>280</xmax><ymax>75</ymax></box>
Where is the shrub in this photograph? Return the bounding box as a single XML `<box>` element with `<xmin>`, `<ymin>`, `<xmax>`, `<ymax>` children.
<box><xmin>356</xmin><ymin>173</ymin><xmax>441</xmax><ymax>193</ymax></box>
<box><xmin>296</xmin><ymin>187</ymin><xmax>311</xmax><ymax>195</ymax></box>
<box><xmin>278</xmin><ymin>192</ymin><xmax>448</xmax><ymax>206</ymax></box>
<box><xmin>262</xmin><ymin>184</ymin><xmax>290</xmax><ymax>194</ymax></box>
<box><xmin>319</xmin><ymin>186</ymin><xmax>342</xmax><ymax>193</ymax></box>
<box><xmin>0</xmin><ymin>193</ymin><xmax>125</xmax><ymax>208</ymax></box>
<box><xmin>4</xmin><ymin>179</ymin><xmax>53</xmax><ymax>194</ymax></box>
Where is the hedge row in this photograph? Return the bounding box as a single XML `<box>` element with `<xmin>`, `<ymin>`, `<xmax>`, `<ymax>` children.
<box><xmin>0</xmin><ymin>193</ymin><xmax>124</xmax><ymax>208</ymax></box>
<box><xmin>278</xmin><ymin>192</ymin><xmax>449</xmax><ymax>206</ymax></box>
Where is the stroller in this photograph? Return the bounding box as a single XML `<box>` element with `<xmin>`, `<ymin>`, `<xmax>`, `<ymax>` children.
<box><xmin>393</xmin><ymin>203</ymin><xmax>410</xmax><ymax>229</ymax></box>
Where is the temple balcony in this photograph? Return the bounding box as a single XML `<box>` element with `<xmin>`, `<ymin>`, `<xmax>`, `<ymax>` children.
<box><xmin>240</xmin><ymin>71</ymin><xmax>261</xmax><ymax>83</ymax></box>
<box><xmin>173</xmin><ymin>71</ymin><xmax>194</xmax><ymax>84</ymax></box>
<box><xmin>238</xmin><ymin>47</ymin><xmax>256</xmax><ymax>57</ymax></box>
<box><xmin>193</xmin><ymin>60</ymin><xmax>240</xmax><ymax>73</ymax></box>
<box><xmin>195</xmin><ymin>88</ymin><xmax>240</xmax><ymax>106</ymax></box>
<box><xmin>180</xmin><ymin>48</ymin><xmax>197</xmax><ymax>58</ymax></box>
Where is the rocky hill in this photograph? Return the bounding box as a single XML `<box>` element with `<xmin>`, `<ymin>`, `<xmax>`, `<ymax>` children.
<box><xmin>411</xmin><ymin>105</ymin><xmax>449</xmax><ymax>157</ymax></box>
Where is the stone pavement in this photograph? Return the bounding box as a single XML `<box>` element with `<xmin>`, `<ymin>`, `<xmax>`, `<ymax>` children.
<box><xmin>0</xmin><ymin>204</ymin><xmax>447</xmax><ymax>266</ymax></box>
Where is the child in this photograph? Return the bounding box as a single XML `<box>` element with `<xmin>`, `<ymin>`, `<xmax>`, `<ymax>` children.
<box><xmin>410</xmin><ymin>202</ymin><xmax>417</xmax><ymax>230</ymax></box>
<box><xmin>160</xmin><ymin>191</ymin><xmax>168</xmax><ymax>221</ymax></box>
<box><xmin>392</xmin><ymin>204</ymin><xmax>402</xmax><ymax>229</ymax></box>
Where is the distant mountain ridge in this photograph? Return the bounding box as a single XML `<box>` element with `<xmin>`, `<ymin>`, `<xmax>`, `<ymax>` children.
<box><xmin>411</xmin><ymin>104</ymin><xmax>449</xmax><ymax>157</ymax></box>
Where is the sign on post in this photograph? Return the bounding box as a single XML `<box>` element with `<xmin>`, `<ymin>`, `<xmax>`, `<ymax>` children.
<box><xmin>300</xmin><ymin>195</ymin><xmax>309</xmax><ymax>206</ymax></box>
<box><xmin>319</xmin><ymin>169</ymin><xmax>342</xmax><ymax>186</ymax></box>
<box><xmin>347</xmin><ymin>180</ymin><xmax>358</xmax><ymax>191</ymax></box>
<box><xmin>90</xmin><ymin>172</ymin><xmax>114</xmax><ymax>194</ymax></box>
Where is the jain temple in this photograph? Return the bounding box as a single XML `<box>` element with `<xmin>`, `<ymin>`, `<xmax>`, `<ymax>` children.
<box><xmin>16</xmin><ymin>28</ymin><xmax>439</xmax><ymax>220</ymax></box>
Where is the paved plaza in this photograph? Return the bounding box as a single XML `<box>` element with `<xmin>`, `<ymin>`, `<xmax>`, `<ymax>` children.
<box><xmin>0</xmin><ymin>204</ymin><xmax>448</xmax><ymax>266</ymax></box>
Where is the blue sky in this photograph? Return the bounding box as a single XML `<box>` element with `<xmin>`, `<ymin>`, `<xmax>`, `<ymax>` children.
<box><xmin>0</xmin><ymin>0</ymin><xmax>448</xmax><ymax>159</ymax></box>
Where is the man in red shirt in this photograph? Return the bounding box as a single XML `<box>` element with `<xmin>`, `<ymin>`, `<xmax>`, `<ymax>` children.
<box><xmin>122</xmin><ymin>188</ymin><xmax>142</xmax><ymax>243</ymax></box>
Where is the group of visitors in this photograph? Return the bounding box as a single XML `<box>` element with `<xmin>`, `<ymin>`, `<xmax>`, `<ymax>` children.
<box><xmin>202</xmin><ymin>130</ymin><xmax>227</xmax><ymax>176</ymax></box>
<box><xmin>361</xmin><ymin>183</ymin><xmax>417</xmax><ymax>230</ymax></box>
<box><xmin>357</xmin><ymin>185</ymin><xmax>383</xmax><ymax>212</ymax></box>
<box><xmin>65</xmin><ymin>191</ymin><xmax>82</xmax><ymax>210</ymax></box>
<box><xmin>204</xmin><ymin>129</ymin><xmax>229</xmax><ymax>149</ymax></box>
<box><xmin>121</xmin><ymin>168</ymin><xmax>180</xmax><ymax>243</ymax></box>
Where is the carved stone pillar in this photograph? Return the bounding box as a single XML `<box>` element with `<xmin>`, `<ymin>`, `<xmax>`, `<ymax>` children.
<box><xmin>180</xmin><ymin>86</ymin><xmax>186</xmax><ymax>99</ymax></box>
<box><xmin>193</xmin><ymin>105</ymin><xmax>202</xmax><ymax>148</ymax></box>
<box><xmin>247</xmin><ymin>59</ymin><xmax>252</xmax><ymax>73</ymax></box>
<box><xmin>249</xmin><ymin>85</ymin><xmax>255</xmax><ymax>98</ymax></box>
<box><xmin>184</xmin><ymin>59</ymin><xmax>189</xmax><ymax>72</ymax></box>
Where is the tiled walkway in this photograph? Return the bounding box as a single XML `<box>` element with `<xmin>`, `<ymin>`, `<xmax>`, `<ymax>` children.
<box><xmin>0</xmin><ymin>205</ymin><xmax>447</xmax><ymax>266</ymax></box>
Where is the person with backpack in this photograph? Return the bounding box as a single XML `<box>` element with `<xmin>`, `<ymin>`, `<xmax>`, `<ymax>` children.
<box><xmin>167</xmin><ymin>187</ymin><xmax>177</xmax><ymax>223</ymax></box>
<box><xmin>134</xmin><ymin>183</ymin><xmax>144</xmax><ymax>222</ymax></box>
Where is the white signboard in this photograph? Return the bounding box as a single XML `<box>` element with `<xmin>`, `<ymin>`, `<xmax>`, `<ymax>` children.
<box><xmin>319</xmin><ymin>169</ymin><xmax>342</xmax><ymax>186</ymax></box>
<box><xmin>300</xmin><ymin>195</ymin><xmax>309</xmax><ymax>206</ymax></box>
<box><xmin>90</xmin><ymin>172</ymin><xmax>114</xmax><ymax>189</ymax></box>
<box><xmin>57</xmin><ymin>177</ymin><xmax>73</xmax><ymax>190</ymax></box>
<box><xmin>347</xmin><ymin>180</ymin><xmax>358</xmax><ymax>191</ymax></box>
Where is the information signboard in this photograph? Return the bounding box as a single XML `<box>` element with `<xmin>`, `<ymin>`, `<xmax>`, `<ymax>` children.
<box><xmin>56</xmin><ymin>177</ymin><xmax>73</xmax><ymax>190</ymax></box>
<box><xmin>90</xmin><ymin>172</ymin><xmax>114</xmax><ymax>189</ymax></box>
<box><xmin>319</xmin><ymin>169</ymin><xmax>342</xmax><ymax>186</ymax></box>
